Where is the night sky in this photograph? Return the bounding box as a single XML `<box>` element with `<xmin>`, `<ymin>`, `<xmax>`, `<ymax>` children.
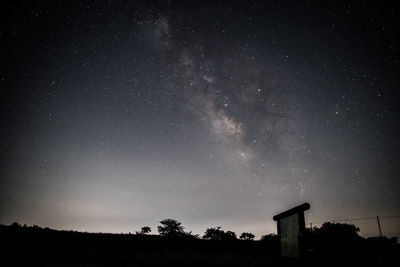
<box><xmin>1</xmin><ymin>1</ymin><xmax>399</xmax><ymax>238</ymax></box>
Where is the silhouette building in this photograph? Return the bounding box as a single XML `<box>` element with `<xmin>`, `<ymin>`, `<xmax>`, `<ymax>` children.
<box><xmin>273</xmin><ymin>203</ymin><xmax>310</xmax><ymax>257</ymax></box>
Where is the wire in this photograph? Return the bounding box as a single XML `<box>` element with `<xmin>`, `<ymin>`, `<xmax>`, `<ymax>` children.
<box><xmin>310</xmin><ymin>215</ymin><xmax>400</xmax><ymax>224</ymax></box>
<box><xmin>380</xmin><ymin>215</ymin><xmax>400</xmax><ymax>219</ymax></box>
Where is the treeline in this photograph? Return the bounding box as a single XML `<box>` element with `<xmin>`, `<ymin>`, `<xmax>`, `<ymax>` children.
<box><xmin>0</xmin><ymin>221</ymin><xmax>277</xmax><ymax>267</ymax></box>
<box><xmin>1</xmin><ymin>220</ymin><xmax>398</xmax><ymax>266</ymax></box>
<box><xmin>2</xmin><ymin>219</ymin><xmax>270</xmax><ymax>241</ymax></box>
<box><xmin>301</xmin><ymin>222</ymin><xmax>398</xmax><ymax>265</ymax></box>
<box><xmin>137</xmin><ymin>218</ymin><xmax>259</xmax><ymax>241</ymax></box>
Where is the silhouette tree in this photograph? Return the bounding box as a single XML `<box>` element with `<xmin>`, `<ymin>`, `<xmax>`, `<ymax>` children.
<box><xmin>314</xmin><ymin>222</ymin><xmax>360</xmax><ymax>239</ymax></box>
<box><xmin>225</xmin><ymin>231</ymin><xmax>237</xmax><ymax>240</ymax></box>
<box><xmin>239</xmin><ymin>232</ymin><xmax>255</xmax><ymax>240</ymax></box>
<box><xmin>11</xmin><ymin>222</ymin><xmax>21</xmax><ymax>228</ymax></box>
<box><xmin>136</xmin><ymin>226</ymin><xmax>151</xmax><ymax>235</ymax></box>
<box><xmin>203</xmin><ymin>227</ymin><xmax>237</xmax><ymax>240</ymax></box>
<box><xmin>203</xmin><ymin>227</ymin><xmax>225</xmax><ymax>240</ymax></box>
<box><xmin>302</xmin><ymin>221</ymin><xmax>363</xmax><ymax>258</ymax></box>
<box><xmin>157</xmin><ymin>219</ymin><xmax>185</xmax><ymax>237</ymax></box>
<box><xmin>260</xmin><ymin>233</ymin><xmax>278</xmax><ymax>242</ymax></box>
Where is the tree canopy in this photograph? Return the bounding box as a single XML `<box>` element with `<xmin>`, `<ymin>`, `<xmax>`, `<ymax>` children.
<box><xmin>239</xmin><ymin>232</ymin><xmax>255</xmax><ymax>240</ymax></box>
<box><xmin>136</xmin><ymin>226</ymin><xmax>151</xmax><ymax>235</ymax></box>
<box><xmin>157</xmin><ymin>219</ymin><xmax>185</xmax><ymax>237</ymax></box>
<box><xmin>203</xmin><ymin>227</ymin><xmax>237</xmax><ymax>240</ymax></box>
<box><xmin>314</xmin><ymin>222</ymin><xmax>360</xmax><ymax>239</ymax></box>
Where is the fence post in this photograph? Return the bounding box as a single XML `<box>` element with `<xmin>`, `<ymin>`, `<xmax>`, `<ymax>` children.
<box><xmin>376</xmin><ymin>216</ymin><xmax>382</xmax><ymax>236</ymax></box>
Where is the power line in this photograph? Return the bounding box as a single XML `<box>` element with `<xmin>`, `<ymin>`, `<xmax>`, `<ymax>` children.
<box><xmin>310</xmin><ymin>215</ymin><xmax>400</xmax><ymax>224</ymax></box>
<box><xmin>307</xmin><ymin>215</ymin><xmax>400</xmax><ymax>237</ymax></box>
<box><xmin>380</xmin><ymin>215</ymin><xmax>400</xmax><ymax>219</ymax></box>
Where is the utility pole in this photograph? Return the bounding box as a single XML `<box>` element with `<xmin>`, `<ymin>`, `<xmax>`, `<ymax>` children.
<box><xmin>376</xmin><ymin>216</ymin><xmax>382</xmax><ymax>236</ymax></box>
<box><xmin>310</xmin><ymin>222</ymin><xmax>312</xmax><ymax>230</ymax></box>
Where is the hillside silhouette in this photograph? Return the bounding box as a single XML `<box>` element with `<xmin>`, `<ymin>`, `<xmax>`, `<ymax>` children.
<box><xmin>0</xmin><ymin>221</ymin><xmax>398</xmax><ymax>266</ymax></box>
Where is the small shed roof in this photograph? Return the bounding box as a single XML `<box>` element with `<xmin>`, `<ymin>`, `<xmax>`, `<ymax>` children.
<box><xmin>273</xmin><ymin>203</ymin><xmax>310</xmax><ymax>221</ymax></box>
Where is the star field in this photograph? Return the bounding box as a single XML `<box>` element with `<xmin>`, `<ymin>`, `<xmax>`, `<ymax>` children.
<box><xmin>1</xmin><ymin>1</ymin><xmax>399</xmax><ymax>238</ymax></box>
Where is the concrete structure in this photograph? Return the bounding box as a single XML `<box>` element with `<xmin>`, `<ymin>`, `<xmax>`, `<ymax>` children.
<box><xmin>273</xmin><ymin>203</ymin><xmax>310</xmax><ymax>257</ymax></box>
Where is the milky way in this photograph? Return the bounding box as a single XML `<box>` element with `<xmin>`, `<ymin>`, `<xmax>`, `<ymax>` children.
<box><xmin>1</xmin><ymin>1</ymin><xmax>399</xmax><ymax>238</ymax></box>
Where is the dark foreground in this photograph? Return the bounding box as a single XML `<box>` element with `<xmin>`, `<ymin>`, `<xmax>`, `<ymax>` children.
<box><xmin>0</xmin><ymin>224</ymin><xmax>398</xmax><ymax>266</ymax></box>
